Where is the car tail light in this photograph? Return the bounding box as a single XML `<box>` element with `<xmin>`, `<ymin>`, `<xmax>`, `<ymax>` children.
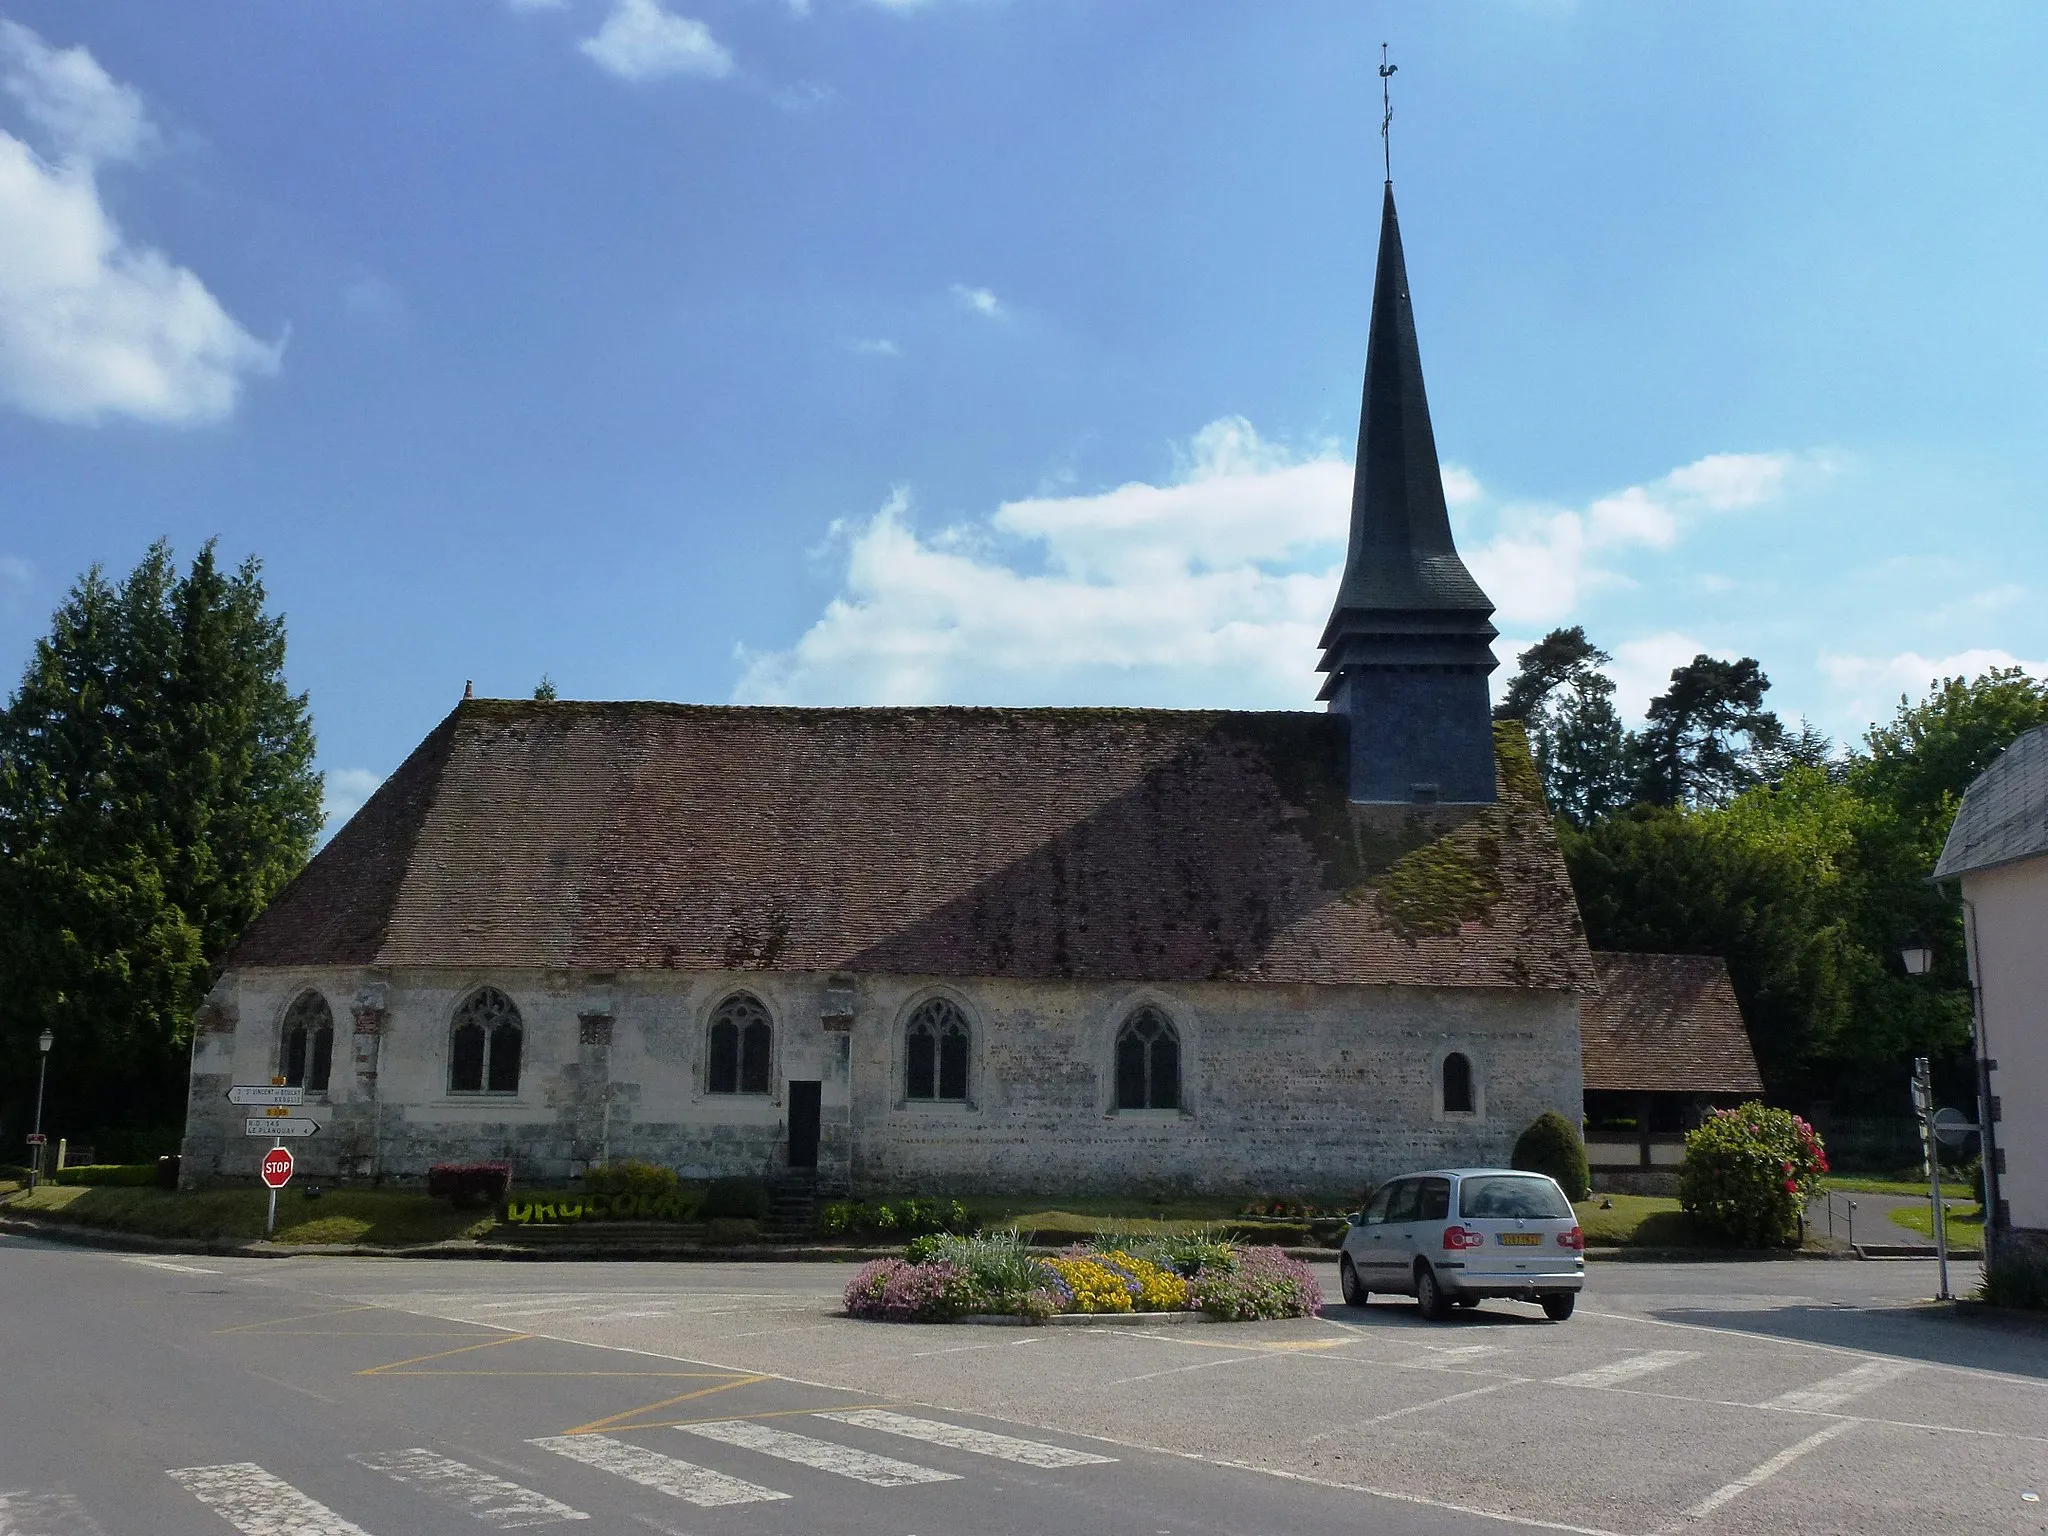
<box><xmin>1558</xmin><ymin>1225</ymin><xmax>1584</xmax><ymax>1250</ymax></box>
<box><xmin>1441</xmin><ymin>1226</ymin><xmax>1484</xmax><ymax>1250</ymax></box>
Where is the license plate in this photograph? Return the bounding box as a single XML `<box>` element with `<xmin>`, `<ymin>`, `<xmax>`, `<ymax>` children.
<box><xmin>1499</xmin><ymin>1233</ymin><xmax>1542</xmax><ymax>1246</ymax></box>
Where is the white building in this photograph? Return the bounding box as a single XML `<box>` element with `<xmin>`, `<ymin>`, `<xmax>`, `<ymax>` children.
<box><xmin>1934</xmin><ymin>723</ymin><xmax>2048</xmax><ymax>1270</ymax></box>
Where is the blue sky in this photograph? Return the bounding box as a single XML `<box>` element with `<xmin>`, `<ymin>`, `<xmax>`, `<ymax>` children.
<box><xmin>2</xmin><ymin>2</ymin><xmax>2044</xmax><ymax>831</ymax></box>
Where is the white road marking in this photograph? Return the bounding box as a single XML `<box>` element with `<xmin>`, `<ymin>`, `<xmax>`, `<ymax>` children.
<box><xmin>168</xmin><ymin>1463</ymin><xmax>378</xmax><ymax>1536</ymax></box>
<box><xmin>528</xmin><ymin>1435</ymin><xmax>785</xmax><ymax>1508</ymax></box>
<box><xmin>677</xmin><ymin>1420</ymin><xmax>958</xmax><ymax>1487</ymax></box>
<box><xmin>350</xmin><ymin>1449</ymin><xmax>588</xmax><ymax>1527</ymax></box>
<box><xmin>907</xmin><ymin>1337</ymin><xmax>1047</xmax><ymax>1358</ymax></box>
<box><xmin>121</xmin><ymin>1257</ymin><xmax>220</xmax><ymax>1275</ymax></box>
<box><xmin>1551</xmin><ymin>1349</ymin><xmax>1699</xmax><ymax>1389</ymax></box>
<box><xmin>1668</xmin><ymin>1420</ymin><xmax>1858</xmax><ymax>1525</ymax></box>
<box><xmin>820</xmin><ymin>1409</ymin><xmax>1116</xmax><ymax>1468</ymax></box>
<box><xmin>1763</xmin><ymin>1357</ymin><xmax>1920</xmax><ymax>1413</ymax></box>
<box><xmin>0</xmin><ymin>1488</ymin><xmax>111</xmax><ymax>1536</ymax></box>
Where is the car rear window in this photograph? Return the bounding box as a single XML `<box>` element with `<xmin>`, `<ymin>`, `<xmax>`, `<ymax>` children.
<box><xmin>1459</xmin><ymin>1175</ymin><xmax>1572</xmax><ymax>1220</ymax></box>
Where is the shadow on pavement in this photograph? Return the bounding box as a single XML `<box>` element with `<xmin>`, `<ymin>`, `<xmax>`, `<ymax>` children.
<box><xmin>1641</xmin><ymin>1301</ymin><xmax>2048</xmax><ymax>1379</ymax></box>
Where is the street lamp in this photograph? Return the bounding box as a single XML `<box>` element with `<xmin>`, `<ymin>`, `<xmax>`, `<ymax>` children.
<box><xmin>30</xmin><ymin>1028</ymin><xmax>53</xmax><ymax>1189</ymax></box>
<box><xmin>1899</xmin><ymin>934</ymin><xmax>1934</xmax><ymax>977</ymax></box>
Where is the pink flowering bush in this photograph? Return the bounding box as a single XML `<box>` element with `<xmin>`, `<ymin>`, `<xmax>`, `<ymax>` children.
<box><xmin>1678</xmin><ymin>1102</ymin><xmax>1829</xmax><ymax>1249</ymax></box>
<box><xmin>842</xmin><ymin>1258</ymin><xmax>977</xmax><ymax>1321</ymax></box>
<box><xmin>1185</xmin><ymin>1246</ymin><xmax>1323</xmax><ymax>1320</ymax></box>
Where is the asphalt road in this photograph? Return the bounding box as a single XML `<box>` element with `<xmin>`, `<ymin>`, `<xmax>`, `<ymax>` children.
<box><xmin>3</xmin><ymin>1236</ymin><xmax>2043</xmax><ymax>1536</ymax></box>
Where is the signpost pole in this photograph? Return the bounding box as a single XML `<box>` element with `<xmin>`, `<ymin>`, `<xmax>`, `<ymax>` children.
<box><xmin>1916</xmin><ymin>1057</ymin><xmax>1952</xmax><ymax>1301</ymax></box>
<box><xmin>267</xmin><ymin>1137</ymin><xmax>281</xmax><ymax>1237</ymax></box>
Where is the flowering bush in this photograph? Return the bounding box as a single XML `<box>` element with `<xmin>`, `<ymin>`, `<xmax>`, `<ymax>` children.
<box><xmin>1044</xmin><ymin>1255</ymin><xmax>1137</xmax><ymax>1312</ymax></box>
<box><xmin>1094</xmin><ymin>1248</ymin><xmax>1192</xmax><ymax>1311</ymax></box>
<box><xmin>843</xmin><ymin>1257</ymin><xmax>978</xmax><ymax>1321</ymax></box>
<box><xmin>1678</xmin><ymin>1102</ymin><xmax>1829</xmax><ymax>1249</ymax></box>
<box><xmin>1185</xmin><ymin>1246</ymin><xmax>1324</xmax><ymax>1321</ymax></box>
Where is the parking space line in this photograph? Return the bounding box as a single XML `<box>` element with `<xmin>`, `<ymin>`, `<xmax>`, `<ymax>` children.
<box><xmin>677</xmin><ymin>1419</ymin><xmax>960</xmax><ymax>1487</ymax></box>
<box><xmin>1665</xmin><ymin>1420</ymin><xmax>1858</xmax><ymax>1527</ymax></box>
<box><xmin>216</xmin><ymin>1305</ymin><xmax>379</xmax><ymax>1334</ymax></box>
<box><xmin>359</xmin><ymin>1334</ymin><xmax>532</xmax><ymax>1376</ymax></box>
<box><xmin>1763</xmin><ymin>1358</ymin><xmax>1919</xmax><ymax>1412</ymax></box>
<box><xmin>121</xmin><ymin>1257</ymin><xmax>221</xmax><ymax>1275</ymax></box>
<box><xmin>529</xmin><ymin>1435</ymin><xmax>787</xmax><ymax>1508</ymax></box>
<box><xmin>820</xmin><ymin>1409</ymin><xmax>1117</xmax><ymax>1467</ymax></box>
<box><xmin>352</xmin><ymin>1449</ymin><xmax>589</xmax><ymax>1528</ymax></box>
<box><xmin>169</xmin><ymin>1463</ymin><xmax>377</xmax><ymax>1536</ymax></box>
<box><xmin>559</xmin><ymin>1374</ymin><xmax>770</xmax><ymax>1437</ymax></box>
<box><xmin>1107</xmin><ymin>1353</ymin><xmax>1271</xmax><ymax>1386</ymax></box>
<box><xmin>1551</xmin><ymin>1350</ymin><xmax>1698</xmax><ymax>1388</ymax></box>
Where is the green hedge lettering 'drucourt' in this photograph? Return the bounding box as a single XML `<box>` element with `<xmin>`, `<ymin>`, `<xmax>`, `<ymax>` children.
<box><xmin>1677</xmin><ymin>1102</ymin><xmax>1829</xmax><ymax>1249</ymax></box>
<box><xmin>505</xmin><ymin>1191</ymin><xmax>697</xmax><ymax>1224</ymax></box>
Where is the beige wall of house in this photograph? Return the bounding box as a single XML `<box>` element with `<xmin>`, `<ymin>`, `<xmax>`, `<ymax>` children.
<box><xmin>1965</xmin><ymin>856</ymin><xmax>2048</xmax><ymax>1237</ymax></box>
<box><xmin>180</xmin><ymin>967</ymin><xmax>1582</xmax><ymax>1197</ymax></box>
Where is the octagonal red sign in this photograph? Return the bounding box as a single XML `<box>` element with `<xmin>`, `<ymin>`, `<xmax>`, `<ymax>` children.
<box><xmin>261</xmin><ymin>1146</ymin><xmax>294</xmax><ymax>1189</ymax></box>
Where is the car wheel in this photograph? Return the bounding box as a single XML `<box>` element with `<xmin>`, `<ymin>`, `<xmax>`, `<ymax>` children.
<box><xmin>1541</xmin><ymin>1293</ymin><xmax>1576</xmax><ymax>1322</ymax></box>
<box><xmin>1339</xmin><ymin>1255</ymin><xmax>1368</xmax><ymax>1307</ymax></box>
<box><xmin>1414</xmin><ymin>1264</ymin><xmax>1452</xmax><ymax>1321</ymax></box>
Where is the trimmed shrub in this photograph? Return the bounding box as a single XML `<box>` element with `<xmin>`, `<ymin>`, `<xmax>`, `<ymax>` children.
<box><xmin>584</xmin><ymin>1160</ymin><xmax>680</xmax><ymax>1203</ymax></box>
<box><xmin>1512</xmin><ymin>1111</ymin><xmax>1591</xmax><ymax>1201</ymax></box>
<box><xmin>51</xmin><ymin>1164</ymin><xmax>159</xmax><ymax>1187</ymax></box>
<box><xmin>703</xmin><ymin>1177</ymin><xmax>771</xmax><ymax>1221</ymax></box>
<box><xmin>1677</xmin><ymin>1103</ymin><xmax>1829</xmax><ymax>1249</ymax></box>
<box><xmin>817</xmin><ymin>1197</ymin><xmax>971</xmax><ymax>1238</ymax></box>
<box><xmin>427</xmin><ymin>1162</ymin><xmax>512</xmax><ymax>1207</ymax></box>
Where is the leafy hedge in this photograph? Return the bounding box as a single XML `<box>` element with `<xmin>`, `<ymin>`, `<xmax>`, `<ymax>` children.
<box><xmin>1677</xmin><ymin>1102</ymin><xmax>1828</xmax><ymax>1249</ymax></box>
<box><xmin>51</xmin><ymin>1164</ymin><xmax>159</xmax><ymax>1187</ymax></box>
<box><xmin>818</xmin><ymin>1196</ymin><xmax>971</xmax><ymax>1238</ymax></box>
<box><xmin>703</xmin><ymin>1177</ymin><xmax>771</xmax><ymax>1221</ymax></box>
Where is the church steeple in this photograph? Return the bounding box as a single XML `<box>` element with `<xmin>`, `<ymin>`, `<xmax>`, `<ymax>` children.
<box><xmin>1317</xmin><ymin>181</ymin><xmax>1500</xmax><ymax>805</ymax></box>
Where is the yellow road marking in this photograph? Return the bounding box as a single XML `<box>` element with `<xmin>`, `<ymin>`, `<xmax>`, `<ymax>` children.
<box><xmin>561</xmin><ymin>1374</ymin><xmax>770</xmax><ymax>1437</ymax></box>
<box><xmin>216</xmin><ymin>1305</ymin><xmax>380</xmax><ymax>1335</ymax></box>
<box><xmin>376</xmin><ymin>1370</ymin><xmax>740</xmax><ymax>1378</ymax></box>
<box><xmin>359</xmin><ymin>1333</ymin><xmax>532</xmax><ymax>1375</ymax></box>
<box><xmin>641</xmin><ymin>1403</ymin><xmax>901</xmax><ymax>1431</ymax></box>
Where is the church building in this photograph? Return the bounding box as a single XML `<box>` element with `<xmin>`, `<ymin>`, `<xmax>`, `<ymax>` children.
<box><xmin>179</xmin><ymin>183</ymin><xmax>1597</xmax><ymax>1196</ymax></box>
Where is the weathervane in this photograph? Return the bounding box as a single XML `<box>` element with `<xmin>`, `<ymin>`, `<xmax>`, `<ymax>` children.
<box><xmin>1379</xmin><ymin>43</ymin><xmax>1397</xmax><ymax>183</ymax></box>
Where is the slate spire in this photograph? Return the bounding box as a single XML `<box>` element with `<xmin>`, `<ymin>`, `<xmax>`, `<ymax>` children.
<box><xmin>1318</xmin><ymin>183</ymin><xmax>1500</xmax><ymax>805</ymax></box>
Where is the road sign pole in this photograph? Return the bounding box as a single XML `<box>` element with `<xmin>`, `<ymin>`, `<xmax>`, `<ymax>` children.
<box><xmin>267</xmin><ymin>1137</ymin><xmax>280</xmax><ymax>1237</ymax></box>
<box><xmin>1916</xmin><ymin>1057</ymin><xmax>1952</xmax><ymax>1301</ymax></box>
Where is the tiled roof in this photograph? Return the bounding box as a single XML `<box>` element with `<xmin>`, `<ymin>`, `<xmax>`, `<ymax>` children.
<box><xmin>1933</xmin><ymin>724</ymin><xmax>2048</xmax><ymax>880</ymax></box>
<box><xmin>1581</xmin><ymin>952</ymin><xmax>1763</xmax><ymax>1095</ymax></box>
<box><xmin>232</xmin><ymin>701</ymin><xmax>1596</xmax><ymax>990</ymax></box>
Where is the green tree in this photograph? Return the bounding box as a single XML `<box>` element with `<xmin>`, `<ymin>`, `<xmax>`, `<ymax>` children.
<box><xmin>1494</xmin><ymin>627</ymin><xmax>1632</xmax><ymax>826</ymax></box>
<box><xmin>0</xmin><ymin>541</ymin><xmax>320</xmax><ymax>1143</ymax></box>
<box><xmin>1633</xmin><ymin>654</ymin><xmax>1783</xmax><ymax>808</ymax></box>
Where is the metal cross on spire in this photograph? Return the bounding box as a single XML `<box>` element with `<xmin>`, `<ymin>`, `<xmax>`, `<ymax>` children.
<box><xmin>1378</xmin><ymin>43</ymin><xmax>1397</xmax><ymax>183</ymax></box>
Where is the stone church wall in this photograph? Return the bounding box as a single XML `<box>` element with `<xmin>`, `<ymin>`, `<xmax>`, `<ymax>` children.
<box><xmin>182</xmin><ymin>966</ymin><xmax>1581</xmax><ymax>1197</ymax></box>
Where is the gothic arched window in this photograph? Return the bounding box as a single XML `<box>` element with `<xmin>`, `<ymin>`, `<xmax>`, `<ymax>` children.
<box><xmin>1442</xmin><ymin>1051</ymin><xmax>1475</xmax><ymax>1115</ymax></box>
<box><xmin>281</xmin><ymin>991</ymin><xmax>334</xmax><ymax>1095</ymax></box>
<box><xmin>707</xmin><ymin>993</ymin><xmax>773</xmax><ymax>1095</ymax></box>
<box><xmin>449</xmin><ymin>987</ymin><xmax>523</xmax><ymax>1094</ymax></box>
<box><xmin>905</xmin><ymin>998</ymin><xmax>970</xmax><ymax>1102</ymax></box>
<box><xmin>1115</xmin><ymin>1006</ymin><xmax>1181</xmax><ymax>1110</ymax></box>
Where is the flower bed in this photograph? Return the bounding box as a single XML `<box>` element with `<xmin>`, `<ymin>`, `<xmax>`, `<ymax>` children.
<box><xmin>843</xmin><ymin>1233</ymin><xmax>1321</xmax><ymax>1323</ymax></box>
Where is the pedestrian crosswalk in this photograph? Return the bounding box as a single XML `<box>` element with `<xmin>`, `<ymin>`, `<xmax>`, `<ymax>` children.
<box><xmin>530</xmin><ymin>1433</ymin><xmax>790</xmax><ymax>1508</ymax></box>
<box><xmin>818</xmin><ymin>1408</ymin><xmax>1118</xmax><ymax>1468</ymax></box>
<box><xmin>351</xmin><ymin>1448</ymin><xmax>591</xmax><ymax>1527</ymax></box>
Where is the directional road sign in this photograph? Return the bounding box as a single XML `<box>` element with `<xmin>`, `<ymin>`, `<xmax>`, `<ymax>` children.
<box><xmin>261</xmin><ymin>1146</ymin><xmax>295</xmax><ymax>1189</ymax></box>
<box><xmin>227</xmin><ymin>1085</ymin><xmax>304</xmax><ymax>1107</ymax></box>
<box><xmin>1933</xmin><ymin>1107</ymin><xmax>1980</xmax><ymax>1147</ymax></box>
<box><xmin>243</xmin><ymin>1117</ymin><xmax>318</xmax><ymax>1138</ymax></box>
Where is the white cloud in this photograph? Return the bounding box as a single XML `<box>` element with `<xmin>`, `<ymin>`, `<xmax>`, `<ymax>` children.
<box><xmin>321</xmin><ymin>767</ymin><xmax>385</xmax><ymax>835</ymax></box>
<box><xmin>1463</xmin><ymin>450</ymin><xmax>1826</xmax><ymax>627</ymax></box>
<box><xmin>950</xmin><ymin>283</ymin><xmax>1003</xmax><ymax>318</ymax></box>
<box><xmin>580</xmin><ymin>0</ymin><xmax>735</xmax><ymax>82</ymax></box>
<box><xmin>738</xmin><ymin>425</ymin><xmax>1832</xmax><ymax>714</ymax></box>
<box><xmin>0</xmin><ymin>22</ymin><xmax>278</xmax><ymax>426</ymax></box>
<box><xmin>848</xmin><ymin>337</ymin><xmax>900</xmax><ymax>356</ymax></box>
<box><xmin>1819</xmin><ymin>648</ymin><xmax>2048</xmax><ymax>728</ymax></box>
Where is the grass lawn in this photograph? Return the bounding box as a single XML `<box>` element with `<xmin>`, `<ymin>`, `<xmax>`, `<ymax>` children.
<box><xmin>1888</xmin><ymin>1202</ymin><xmax>1986</xmax><ymax>1249</ymax></box>
<box><xmin>1827</xmin><ymin>1177</ymin><xmax>1983</xmax><ymax>1199</ymax></box>
<box><xmin>1</xmin><ymin>1185</ymin><xmax>496</xmax><ymax>1246</ymax></box>
<box><xmin>1574</xmin><ymin>1194</ymin><xmax>1717</xmax><ymax>1248</ymax></box>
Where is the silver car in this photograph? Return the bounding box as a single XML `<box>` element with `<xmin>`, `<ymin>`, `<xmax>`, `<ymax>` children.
<box><xmin>1338</xmin><ymin>1167</ymin><xmax>1585</xmax><ymax>1321</ymax></box>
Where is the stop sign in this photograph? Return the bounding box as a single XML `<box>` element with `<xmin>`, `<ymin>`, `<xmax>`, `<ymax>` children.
<box><xmin>261</xmin><ymin>1146</ymin><xmax>294</xmax><ymax>1189</ymax></box>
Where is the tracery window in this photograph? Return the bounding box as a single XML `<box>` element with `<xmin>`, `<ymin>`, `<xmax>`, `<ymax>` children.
<box><xmin>905</xmin><ymin>998</ymin><xmax>970</xmax><ymax>1102</ymax></box>
<box><xmin>280</xmin><ymin>991</ymin><xmax>334</xmax><ymax>1095</ymax></box>
<box><xmin>1114</xmin><ymin>1006</ymin><xmax>1181</xmax><ymax>1111</ymax></box>
<box><xmin>449</xmin><ymin>987</ymin><xmax>523</xmax><ymax>1094</ymax></box>
<box><xmin>1442</xmin><ymin>1051</ymin><xmax>1475</xmax><ymax>1115</ymax></box>
<box><xmin>707</xmin><ymin>993</ymin><xmax>773</xmax><ymax>1095</ymax></box>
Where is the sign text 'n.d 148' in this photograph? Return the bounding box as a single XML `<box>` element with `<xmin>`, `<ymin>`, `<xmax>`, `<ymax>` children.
<box><xmin>227</xmin><ymin>1085</ymin><xmax>304</xmax><ymax>1107</ymax></box>
<box><xmin>243</xmin><ymin>1117</ymin><xmax>317</xmax><ymax>1138</ymax></box>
